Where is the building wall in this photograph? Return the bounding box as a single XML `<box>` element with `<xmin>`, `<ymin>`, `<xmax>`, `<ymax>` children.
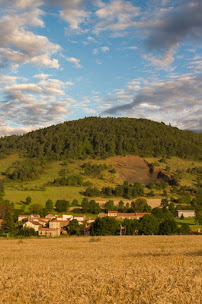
<box><xmin>38</xmin><ymin>229</ymin><xmax>60</xmax><ymax>237</ymax></box>
<box><xmin>177</xmin><ymin>210</ymin><xmax>195</xmax><ymax>218</ymax></box>
<box><xmin>23</xmin><ymin>221</ymin><xmax>40</xmax><ymax>231</ymax></box>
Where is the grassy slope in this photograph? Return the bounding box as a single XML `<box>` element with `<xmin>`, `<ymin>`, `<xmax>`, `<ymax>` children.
<box><xmin>145</xmin><ymin>156</ymin><xmax>201</xmax><ymax>186</ymax></box>
<box><xmin>3</xmin><ymin>157</ymin><xmax>119</xmax><ymax>207</ymax></box>
<box><xmin>1</xmin><ymin>155</ymin><xmax>201</xmax><ymax>208</ymax></box>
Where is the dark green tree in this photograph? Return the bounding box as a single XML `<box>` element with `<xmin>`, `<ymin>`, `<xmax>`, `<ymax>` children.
<box><xmin>179</xmin><ymin>223</ymin><xmax>191</xmax><ymax>235</ymax></box>
<box><xmin>90</xmin><ymin>217</ymin><xmax>120</xmax><ymax>236</ymax></box>
<box><xmin>68</xmin><ymin>219</ymin><xmax>80</xmax><ymax>235</ymax></box>
<box><xmin>104</xmin><ymin>200</ymin><xmax>115</xmax><ymax>212</ymax></box>
<box><xmin>122</xmin><ymin>219</ymin><xmax>139</xmax><ymax>235</ymax></box>
<box><xmin>159</xmin><ymin>219</ymin><xmax>177</xmax><ymax>235</ymax></box>
<box><xmin>45</xmin><ymin>199</ymin><xmax>53</xmax><ymax>211</ymax></box>
<box><xmin>1</xmin><ymin>208</ymin><xmax>16</xmax><ymax>235</ymax></box>
<box><xmin>138</xmin><ymin>214</ymin><xmax>159</xmax><ymax>235</ymax></box>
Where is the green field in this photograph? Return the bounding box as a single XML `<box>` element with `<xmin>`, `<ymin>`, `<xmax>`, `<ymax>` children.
<box><xmin>1</xmin><ymin>155</ymin><xmax>118</xmax><ymax>206</ymax></box>
<box><xmin>1</xmin><ymin>154</ymin><xmax>201</xmax><ymax>211</ymax></box>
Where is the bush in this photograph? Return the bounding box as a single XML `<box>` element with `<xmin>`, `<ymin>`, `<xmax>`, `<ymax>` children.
<box><xmin>179</xmin><ymin>223</ymin><xmax>191</xmax><ymax>235</ymax></box>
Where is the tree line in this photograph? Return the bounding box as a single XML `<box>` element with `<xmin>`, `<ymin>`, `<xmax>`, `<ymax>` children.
<box><xmin>0</xmin><ymin>117</ymin><xmax>201</xmax><ymax>160</ymax></box>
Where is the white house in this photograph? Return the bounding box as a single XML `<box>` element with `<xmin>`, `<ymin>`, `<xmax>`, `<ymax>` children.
<box><xmin>176</xmin><ymin>210</ymin><xmax>195</xmax><ymax>218</ymax></box>
<box><xmin>23</xmin><ymin>221</ymin><xmax>41</xmax><ymax>231</ymax></box>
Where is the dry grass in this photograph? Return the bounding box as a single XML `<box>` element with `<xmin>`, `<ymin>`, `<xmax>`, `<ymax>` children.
<box><xmin>0</xmin><ymin>236</ymin><xmax>202</xmax><ymax>304</ymax></box>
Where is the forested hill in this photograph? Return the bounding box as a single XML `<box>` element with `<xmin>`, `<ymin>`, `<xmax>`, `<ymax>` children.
<box><xmin>0</xmin><ymin>117</ymin><xmax>202</xmax><ymax>160</ymax></box>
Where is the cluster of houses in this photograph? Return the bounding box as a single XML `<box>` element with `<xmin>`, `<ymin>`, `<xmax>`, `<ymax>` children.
<box><xmin>0</xmin><ymin>209</ymin><xmax>195</xmax><ymax>237</ymax></box>
<box><xmin>17</xmin><ymin>209</ymin><xmax>196</xmax><ymax>237</ymax></box>
<box><xmin>17</xmin><ymin>211</ymin><xmax>154</xmax><ymax>237</ymax></box>
<box><xmin>18</xmin><ymin>213</ymin><xmax>90</xmax><ymax>237</ymax></box>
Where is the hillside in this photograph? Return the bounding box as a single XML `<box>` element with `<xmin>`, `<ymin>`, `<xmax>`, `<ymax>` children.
<box><xmin>0</xmin><ymin>117</ymin><xmax>202</xmax><ymax>160</ymax></box>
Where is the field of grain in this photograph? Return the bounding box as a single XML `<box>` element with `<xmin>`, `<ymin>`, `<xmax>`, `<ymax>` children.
<box><xmin>0</xmin><ymin>236</ymin><xmax>201</xmax><ymax>304</ymax></box>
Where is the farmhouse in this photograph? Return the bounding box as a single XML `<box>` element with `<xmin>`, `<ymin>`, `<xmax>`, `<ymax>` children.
<box><xmin>38</xmin><ymin>218</ymin><xmax>49</xmax><ymax>227</ymax></box>
<box><xmin>38</xmin><ymin>228</ymin><xmax>61</xmax><ymax>237</ymax></box>
<box><xmin>73</xmin><ymin>215</ymin><xmax>86</xmax><ymax>224</ymax></box>
<box><xmin>45</xmin><ymin>214</ymin><xmax>56</xmax><ymax>220</ymax></box>
<box><xmin>23</xmin><ymin>220</ymin><xmax>41</xmax><ymax>231</ymax></box>
<box><xmin>57</xmin><ymin>214</ymin><xmax>73</xmax><ymax>221</ymax></box>
<box><xmin>49</xmin><ymin>220</ymin><xmax>69</xmax><ymax>229</ymax></box>
<box><xmin>18</xmin><ymin>214</ymin><xmax>40</xmax><ymax>222</ymax></box>
<box><xmin>176</xmin><ymin>210</ymin><xmax>195</xmax><ymax>218</ymax></box>
<box><xmin>108</xmin><ymin>211</ymin><xmax>151</xmax><ymax>220</ymax></box>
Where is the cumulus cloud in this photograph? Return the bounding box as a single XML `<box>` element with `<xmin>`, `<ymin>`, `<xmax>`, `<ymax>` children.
<box><xmin>0</xmin><ymin>75</ymin><xmax>73</xmax><ymax>136</ymax></box>
<box><xmin>46</xmin><ymin>0</ymin><xmax>90</xmax><ymax>30</ymax></box>
<box><xmin>0</xmin><ymin>1</ymin><xmax>61</xmax><ymax>68</ymax></box>
<box><xmin>94</xmin><ymin>0</ymin><xmax>140</xmax><ymax>34</ymax></box>
<box><xmin>102</xmin><ymin>75</ymin><xmax>202</xmax><ymax>130</ymax></box>
<box><xmin>145</xmin><ymin>0</ymin><xmax>202</xmax><ymax>51</ymax></box>
<box><xmin>66</xmin><ymin>57</ymin><xmax>82</xmax><ymax>68</ymax></box>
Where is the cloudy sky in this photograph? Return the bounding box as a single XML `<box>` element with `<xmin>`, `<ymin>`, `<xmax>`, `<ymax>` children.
<box><xmin>0</xmin><ymin>0</ymin><xmax>202</xmax><ymax>136</ymax></box>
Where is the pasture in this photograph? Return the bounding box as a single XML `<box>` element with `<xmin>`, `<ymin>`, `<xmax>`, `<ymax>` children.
<box><xmin>0</xmin><ymin>235</ymin><xmax>201</xmax><ymax>304</ymax></box>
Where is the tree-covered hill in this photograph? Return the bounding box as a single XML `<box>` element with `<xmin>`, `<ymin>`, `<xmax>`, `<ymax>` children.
<box><xmin>0</xmin><ymin>117</ymin><xmax>201</xmax><ymax>160</ymax></box>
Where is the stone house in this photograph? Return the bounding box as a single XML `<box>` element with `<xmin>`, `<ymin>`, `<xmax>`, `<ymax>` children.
<box><xmin>49</xmin><ymin>220</ymin><xmax>69</xmax><ymax>229</ymax></box>
<box><xmin>38</xmin><ymin>228</ymin><xmax>61</xmax><ymax>237</ymax></box>
<box><xmin>73</xmin><ymin>215</ymin><xmax>86</xmax><ymax>224</ymax></box>
<box><xmin>23</xmin><ymin>220</ymin><xmax>41</xmax><ymax>231</ymax></box>
<box><xmin>18</xmin><ymin>214</ymin><xmax>40</xmax><ymax>222</ymax></box>
<box><xmin>176</xmin><ymin>210</ymin><xmax>195</xmax><ymax>218</ymax></box>
<box><xmin>45</xmin><ymin>214</ymin><xmax>56</xmax><ymax>220</ymax></box>
<box><xmin>107</xmin><ymin>211</ymin><xmax>151</xmax><ymax>220</ymax></box>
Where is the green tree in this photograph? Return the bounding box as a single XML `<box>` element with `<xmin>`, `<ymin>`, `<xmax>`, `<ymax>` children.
<box><xmin>0</xmin><ymin>181</ymin><xmax>5</xmax><ymax>202</ymax></box>
<box><xmin>1</xmin><ymin>208</ymin><xmax>16</xmax><ymax>235</ymax></box>
<box><xmin>131</xmin><ymin>198</ymin><xmax>151</xmax><ymax>212</ymax></box>
<box><xmin>122</xmin><ymin>219</ymin><xmax>139</xmax><ymax>235</ymax></box>
<box><xmin>138</xmin><ymin>214</ymin><xmax>159</xmax><ymax>235</ymax></box>
<box><xmin>179</xmin><ymin>223</ymin><xmax>191</xmax><ymax>235</ymax></box>
<box><xmin>29</xmin><ymin>204</ymin><xmax>42</xmax><ymax>214</ymax></box>
<box><xmin>25</xmin><ymin>196</ymin><xmax>32</xmax><ymax>205</ymax></box>
<box><xmin>161</xmin><ymin>199</ymin><xmax>169</xmax><ymax>208</ymax></box>
<box><xmin>72</xmin><ymin>199</ymin><xmax>79</xmax><ymax>206</ymax></box>
<box><xmin>18</xmin><ymin>227</ymin><xmax>37</xmax><ymax>237</ymax></box>
<box><xmin>68</xmin><ymin>219</ymin><xmax>80</xmax><ymax>235</ymax></box>
<box><xmin>45</xmin><ymin>199</ymin><xmax>53</xmax><ymax>211</ymax></box>
<box><xmin>55</xmin><ymin>200</ymin><xmax>70</xmax><ymax>212</ymax></box>
<box><xmin>104</xmin><ymin>200</ymin><xmax>115</xmax><ymax>212</ymax></box>
<box><xmin>159</xmin><ymin>219</ymin><xmax>177</xmax><ymax>235</ymax></box>
<box><xmin>90</xmin><ymin>217</ymin><xmax>120</xmax><ymax>236</ymax></box>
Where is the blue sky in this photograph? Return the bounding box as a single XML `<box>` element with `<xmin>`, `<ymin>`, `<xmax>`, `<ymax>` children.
<box><xmin>0</xmin><ymin>0</ymin><xmax>202</xmax><ymax>136</ymax></box>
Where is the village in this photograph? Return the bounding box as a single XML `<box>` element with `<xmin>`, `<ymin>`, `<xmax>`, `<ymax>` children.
<box><xmin>16</xmin><ymin>209</ymin><xmax>196</xmax><ymax>237</ymax></box>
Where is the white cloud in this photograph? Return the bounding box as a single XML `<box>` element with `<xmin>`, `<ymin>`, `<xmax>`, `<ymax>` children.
<box><xmin>101</xmin><ymin>46</ymin><xmax>109</xmax><ymax>53</ymax></box>
<box><xmin>46</xmin><ymin>0</ymin><xmax>90</xmax><ymax>30</ymax></box>
<box><xmin>66</xmin><ymin>57</ymin><xmax>82</xmax><ymax>68</ymax></box>
<box><xmin>0</xmin><ymin>3</ymin><xmax>61</xmax><ymax>68</ymax></box>
<box><xmin>94</xmin><ymin>0</ymin><xmax>140</xmax><ymax>34</ymax></box>
<box><xmin>34</xmin><ymin>73</ymin><xmax>50</xmax><ymax>80</ymax></box>
<box><xmin>0</xmin><ymin>75</ymin><xmax>74</xmax><ymax>136</ymax></box>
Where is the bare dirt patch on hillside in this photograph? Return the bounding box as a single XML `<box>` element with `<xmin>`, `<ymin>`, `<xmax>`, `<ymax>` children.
<box><xmin>96</xmin><ymin>198</ymin><xmax>161</xmax><ymax>208</ymax></box>
<box><xmin>105</xmin><ymin>155</ymin><xmax>160</xmax><ymax>185</ymax></box>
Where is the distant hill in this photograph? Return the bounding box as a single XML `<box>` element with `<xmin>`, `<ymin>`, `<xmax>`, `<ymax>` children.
<box><xmin>0</xmin><ymin>117</ymin><xmax>202</xmax><ymax>160</ymax></box>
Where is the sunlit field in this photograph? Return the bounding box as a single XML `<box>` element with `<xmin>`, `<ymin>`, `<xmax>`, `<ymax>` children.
<box><xmin>0</xmin><ymin>236</ymin><xmax>201</xmax><ymax>304</ymax></box>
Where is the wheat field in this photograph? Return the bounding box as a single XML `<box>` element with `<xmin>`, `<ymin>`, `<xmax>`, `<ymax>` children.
<box><xmin>0</xmin><ymin>236</ymin><xmax>201</xmax><ymax>304</ymax></box>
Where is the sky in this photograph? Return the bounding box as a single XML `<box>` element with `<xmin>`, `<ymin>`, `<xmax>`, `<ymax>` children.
<box><xmin>0</xmin><ymin>0</ymin><xmax>202</xmax><ymax>136</ymax></box>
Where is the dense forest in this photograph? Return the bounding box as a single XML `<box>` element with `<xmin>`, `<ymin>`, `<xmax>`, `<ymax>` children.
<box><xmin>0</xmin><ymin>117</ymin><xmax>201</xmax><ymax>160</ymax></box>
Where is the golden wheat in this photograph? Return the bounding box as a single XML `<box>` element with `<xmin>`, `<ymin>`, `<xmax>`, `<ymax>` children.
<box><xmin>0</xmin><ymin>236</ymin><xmax>201</xmax><ymax>304</ymax></box>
